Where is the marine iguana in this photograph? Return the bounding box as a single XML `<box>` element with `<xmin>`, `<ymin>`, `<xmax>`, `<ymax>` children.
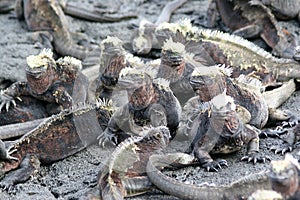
<box><xmin>95</xmin><ymin>36</ymin><xmax>132</xmax><ymax>101</ymax></box>
<box><xmin>249</xmin><ymin>154</ymin><xmax>300</xmax><ymax>200</ymax></box>
<box><xmin>98</xmin><ymin>125</ymin><xmax>171</xmax><ymax>200</ymax></box>
<box><xmin>0</xmin><ymin>99</ymin><xmax>113</xmax><ymax>189</ymax></box>
<box><xmin>150</xmin><ymin>19</ymin><xmax>300</xmax><ymax>86</ymax></box>
<box><xmin>0</xmin><ymin>49</ymin><xmax>89</xmax><ymax>116</ymax></box>
<box><xmin>131</xmin><ymin>0</ymin><xmax>188</xmax><ymax>54</ymax></box>
<box><xmin>15</xmin><ymin>0</ymin><xmax>96</xmax><ymax>61</ymax></box>
<box><xmin>98</xmin><ymin>67</ymin><xmax>181</xmax><ymax>147</ymax></box>
<box><xmin>178</xmin><ymin>65</ymin><xmax>295</xmax><ymax>142</ymax></box>
<box><xmin>205</xmin><ymin>0</ymin><xmax>297</xmax><ymax>59</ymax></box>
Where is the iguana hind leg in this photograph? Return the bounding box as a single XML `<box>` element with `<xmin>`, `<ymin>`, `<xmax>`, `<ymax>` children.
<box><xmin>0</xmin><ymin>154</ymin><xmax>40</xmax><ymax>190</ymax></box>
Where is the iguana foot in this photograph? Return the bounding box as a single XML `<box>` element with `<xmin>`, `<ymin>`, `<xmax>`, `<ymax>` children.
<box><xmin>241</xmin><ymin>153</ymin><xmax>270</xmax><ymax>164</ymax></box>
<box><xmin>270</xmin><ymin>144</ymin><xmax>293</xmax><ymax>155</ymax></box>
<box><xmin>0</xmin><ymin>91</ymin><xmax>17</xmax><ymax>113</ymax></box>
<box><xmin>202</xmin><ymin>159</ymin><xmax>228</xmax><ymax>172</ymax></box>
<box><xmin>0</xmin><ymin>140</ymin><xmax>18</xmax><ymax>161</ymax></box>
<box><xmin>259</xmin><ymin>128</ymin><xmax>286</xmax><ymax>138</ymax></box>
<box><xmin>97</xmin><ymin>129</ymin><xmax>118</xmax><ymax>148</ymax></box>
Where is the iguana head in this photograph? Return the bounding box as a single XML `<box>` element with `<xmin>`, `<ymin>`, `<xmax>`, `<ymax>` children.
<box><xmin>158</xmin><ymin>38</ymin><xmax>186</xmax><ymax>82</ymax></box>
<box><xmin>155</xmin><ymin>18</ymin><xmax>196</xmax><ymax>45</ymax></box>
<box><xmin>190</xmin><ymin>65</ymin><xmax>226</xmax><ymax>101</ymax></box>
<box><xmin>25</xmin><ymin>49</ymin><xmax>56</xmax><ymax>94</ymax></box>
<box><xmin>118</xmin><ymin>67</ymin><xmax>156</xmax><ymax>110</ymax></box>
<box><xmin>144</xmin><ymin>125</ymin><xmax>171</xmax><ymax>150</ymax></box>
<box><xmin>269</xmin><ymin>154</ymin><xmax>300</xmax><ymax>199</ymax></box>
<box><xmin>99</xmin><ymin>36</ymin><xmax>128</xmax><ymax>87</ymax></box>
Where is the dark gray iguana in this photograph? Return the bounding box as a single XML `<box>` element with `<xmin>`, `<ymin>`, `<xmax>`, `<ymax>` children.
<box><xmin>98</xmin><ymin>67</ymin><xmax>182</xmax><ymax>146</ymax></box>
<box><xmin>98</xmin><ymin>125</ymin><xmax>171</xmax><ymax>200</ymax></box>
<box><xmin>0</xmin><ymin>99</ymin><xmax>113</xmax><ymax>189</ymax></box>
<box><xmin>15</xmin><ymin>0</ymin><xmax>96</xmax><ymax>62</ymax></box>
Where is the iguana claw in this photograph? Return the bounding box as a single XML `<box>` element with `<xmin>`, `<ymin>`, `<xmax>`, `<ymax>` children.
<box><xmin>0</xmin><ymin>91</ymin><xmax>16</xmax><ymax>113</ymax></box>
<box><xmin>0</xmin><ymin>140</ymin><xmax>18</xmax><ymax>161</ymax></box>
<box><xmin>259</xmin><ymin>128</ymin><xmax>285</xmax><ymax>138</ymax></box>
<box><xmin>202</xmin><ymin>159</ymin><xmax>228</xmax><ymax>172</ymax></box>
<box><xmin>241</xmin><ymin>153</ymin><xmax>270</xmax><ymax>164</ymax></box>
<box><xmin>97</xmin><ymin>129</ymin><xmax>118</xmax><ymax>148</ymax></box>
<box><xmin>270</xmin><ymin>145</ymin><xmax>293</xmax><ymax>155</ymax></box>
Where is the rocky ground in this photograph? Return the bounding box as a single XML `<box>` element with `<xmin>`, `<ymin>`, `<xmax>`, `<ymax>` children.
<box><xmin>0</xmin><ymin>0</ymin><xmax>300</xmax><ymax>199</ymax></box>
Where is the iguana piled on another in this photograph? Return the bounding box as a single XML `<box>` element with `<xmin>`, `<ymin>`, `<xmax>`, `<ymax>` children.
<box><xmin>0</xmin><ymin>99</ymin><xmax>113</xmax><ymax>189</ymax></box>
<box><xmin>147</xmin><ymin>19</ymin><xmax>300</xmax><ymax>86</ymax></box>
<box><xmin>98</xmin><ymin>67</ymin><xmax>181</xmax><ymax>146</ymax></box>
<box><xmin>205</xmin><ymin>0</ymin><xmax>297</xmax><ymax>59</ymax></box>
<box><xmin>0</xmin><ymin>49</ymin><xmax>89</xmax><ymax>119</ymax></box>
<box><xmin>186</xmin><ymin>91</ymin><xmax>269</xmax><ymax>171</ymax></box>
<box><xmin>98</xmin><ymin>125</ymin><xmax>171</xmax><ymax>200</ymax></box>
<box><xmin>178</xmin><ymin>65</ymin><xmax>296</xmax><ymax>142</ymax></box>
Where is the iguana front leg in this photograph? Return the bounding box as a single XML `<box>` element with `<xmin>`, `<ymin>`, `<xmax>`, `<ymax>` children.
<box><xmin>193</xmin><ymin>127</ymin><xmax>227</xmax><ymax>172</ymax></box>
<box><xmin>270</xmin><ymin>123</ymin><xmax>300</xmax><ymax>154</ymax></box>
<box><xmin>0</xmin><ymin>81</ymin><xmax>30</xmax><ymax>112</ymax></box>
<box><xmin>241</xmin><ymin>125</ymin><xmax>269</xmax><ymax>163</ymax></box>
<box><xmin>0</xmin><ymin>140</ymin><xmax>18</xmax><ymax>161</ymax></box>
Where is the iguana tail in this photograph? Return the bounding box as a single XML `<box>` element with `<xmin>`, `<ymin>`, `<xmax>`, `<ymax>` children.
<box><xmin>147</xmin><ymin>153</ymin><xmax>271</xmax><ymax>200</ymax></box>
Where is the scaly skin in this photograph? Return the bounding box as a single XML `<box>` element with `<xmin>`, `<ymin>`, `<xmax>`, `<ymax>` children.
<box><xmin>15</xmin><ymin>0</ymin><xmax>93</xmax><ymax>60</ymax></box>
<box><xmin>206</xmin><ymin>0</ymin><xmax>297</xmax><ymax>59</ymax></box>
<box><xmin>0</xmin><ymin>49</ymin><xmax>89</xmax><ymax>118</ymax></box>
<box><xmin>98</xmin><ymin>126</ymin><xmax>170</xmax><ymax>200</ymax></box>
<box><xmin>0</xmin><ymin>99</ymin><xmax>113</xmax><ymax>189</ymax></box>
<box><xmin>146</xmin><ymin>152</ymin><xmax>271</xmax><ymax>200</ymax></box>
<box><xmin>98</xmin><ymin>67</ymin><xmax>181</xmax><ymax>146</ymax></box>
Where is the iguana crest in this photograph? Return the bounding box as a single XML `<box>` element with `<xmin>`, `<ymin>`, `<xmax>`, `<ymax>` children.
<box><xmin>162</xmin><ymin>38</ymin><xmax>195</xmax><ymax>62</ymax></box>
<box><xmin>124</xmin><ymin>52</ymin><xmax>145</xmax><ymax>69</ymax></box>
<box><xmin>216</xmin><ymin>64</ymin><xmax>233</xmax><ymax>77</ymax></box>
<box><xmin>197</xmin><ymin>28</ymin><xmax>289</xmax><ymax>63</ymax></box>
<box><xmin>156</xmin><ymin>18</ymin><xmax>196</xmax><ymax>38</ymax></box>
<box><xmin>100</xmin><ymin>36</ymin><xmax>124</xmax><ymax>52</ymax></box>
<box><xmin>191</xmin><ymin>65</ymin><xmax>221</xmax><ymax>77</ymax></box>
<box><xmin>210</xmin><ymin>89</ymin><xmax>236</xmax><ymax>111</ymax></box>
<box><xmin>153</xmin><ymin>78</ymin><xmax>171</xmax><ymax>92</ymax></box>
<box><xmin>56</xmin><ymin>56</ymin><xmax>82</xmax><ymax>71</ymax></box>
<box><xmin>26</xmin><ymin>49</ymin><xmax>56</xmax><ymax>69</ymax></box>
